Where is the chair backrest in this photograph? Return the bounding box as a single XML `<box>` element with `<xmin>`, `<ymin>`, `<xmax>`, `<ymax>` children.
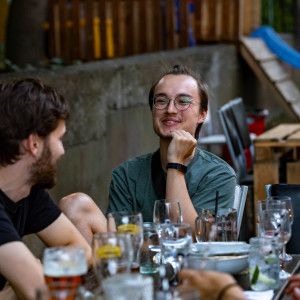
<box><xmin>218</xmin><ymin>101</ymin><xmax>248</xmax><ymax>182</ymax></box>
<box><xmin>233</xmin><ymin>184</ymin><xmax>248</xmax><ymax>238</ymax></box>
<box><xmin>266</xmin><ymin>184</ymin><xmax>300</xmax><ymax>254</ymax></box>
<box><xmin>229</xmin><ymin>98</ymin><xmax>255</xmax><ymax>168</ymax></box>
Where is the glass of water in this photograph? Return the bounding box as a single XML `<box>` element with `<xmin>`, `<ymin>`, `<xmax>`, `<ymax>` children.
<box><xmin>160</xmin><ymin>223</ymin><xmax>193</xmax><ymax>286</ymax></box>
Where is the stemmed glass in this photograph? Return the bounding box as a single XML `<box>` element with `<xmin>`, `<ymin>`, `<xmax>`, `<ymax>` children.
<box><xmin>107</xmin><ymin>211</ymin><xmax>144</xmax><ymax>272</ymax></box>
<box><xmin>260</xmin><ymin>209</ymin><xmax>292</xmax><ymax>279</ymax></box>
<box><xmin>153</xmin><ymin>199</ymin><xmax>183</xmax><ymax>224</ymax></box>
<box><xmin>268</xmin><ymin>196</ymin><xmax>293</xmax><ymax>262</ymax></box>
<box><xmin>160</xmin><ymin>223</ymin><xmax>193</xmax><ymax>287</ymax></box>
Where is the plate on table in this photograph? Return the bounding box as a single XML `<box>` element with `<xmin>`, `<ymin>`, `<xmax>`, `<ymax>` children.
<box><xmin>190</xmin><ymin>242</ymin><xmax>250</xmax><ymax>256</ymax></box>
<box><xmin>187</xmin><ymin>254</ymin><xmax>249</xmax><ymax>274</ymax></box>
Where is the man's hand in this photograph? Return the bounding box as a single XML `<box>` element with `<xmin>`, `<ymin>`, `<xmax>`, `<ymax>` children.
<box><xmin>167</xmin><ymin>130</ymin><xmax>197</xmax><ymax>164</ymax></box>
<box><xmin>179</xmin><ymin>269</ymin><xmax>246</xmax><ymax>300</ymax></box>
<box><xmin>285</xmin><ymin>274</ymin><xmax>300</xmax><ymax>299</ymax></box>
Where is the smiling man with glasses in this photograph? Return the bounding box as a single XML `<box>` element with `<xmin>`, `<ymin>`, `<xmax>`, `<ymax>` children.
<box><xmin>106</xmin><ymin>65</ymin><xmax>237</xmax><ymax>236</ymax></box>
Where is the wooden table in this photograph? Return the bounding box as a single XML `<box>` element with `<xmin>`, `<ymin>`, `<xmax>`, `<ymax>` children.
<box><xmin>254</xmin><ymin>123</ymin><xmax>300</xmax><ymax>200</ymax></box>
<box><xmin>253</xmin><ymin>124</ymin><xmax>300</xmax><ymax>232</ymax></box>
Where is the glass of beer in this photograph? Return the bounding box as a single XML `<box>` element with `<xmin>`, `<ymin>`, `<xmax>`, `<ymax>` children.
<box><xmin>107</xmin><ymin>211</ymin><xmax>144</xmax><ymax>273</ymax></box>
<box><xmin>43</xmin><ymin>246</ymin><xmax>88</xmax><ymax>289</ymax></box>
<box><xmin>93</xmin><ymin>231</ymin><xmax>133</xmax><ymax>282</ymax></box>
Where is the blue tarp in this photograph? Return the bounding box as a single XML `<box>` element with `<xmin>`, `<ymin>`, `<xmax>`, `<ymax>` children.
<box><xmin>250</xmin><ymin>26</ymin><xmax>300</xmax><ymax>69</ymax></box>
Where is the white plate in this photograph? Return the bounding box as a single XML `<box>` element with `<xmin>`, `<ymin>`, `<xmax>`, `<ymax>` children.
<box><xmin>190</xmin><ymin>242</ymin><xmax>250</xmax><ymax>256</ymax></box>
<box><xmin>187</xmin><ymin>255</ymin><xmax>249</xmax><ymax>274</ymax></box>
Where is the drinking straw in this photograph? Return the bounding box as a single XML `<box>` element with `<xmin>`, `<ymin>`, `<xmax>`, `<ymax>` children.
<box><xmin>214</xmin><ymin>191</ymin><xmax>219</xmax><ymax>222</ymax></box>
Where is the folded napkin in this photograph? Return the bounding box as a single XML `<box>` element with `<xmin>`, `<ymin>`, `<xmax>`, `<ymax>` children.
<box><xmin>243</xmin><ymin>290</ymin><xmax>274</xmax><ymax>300</ymax></box>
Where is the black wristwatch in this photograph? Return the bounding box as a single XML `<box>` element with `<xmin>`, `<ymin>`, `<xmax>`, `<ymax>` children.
<box><xmin>166</xmin><ymin>163</ymin><xmax>187</xmax><ymax>174</ymax></box>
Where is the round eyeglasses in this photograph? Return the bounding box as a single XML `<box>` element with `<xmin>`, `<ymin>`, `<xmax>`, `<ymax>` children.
<box><xmin>153</xmin><ymin>95</ymin><xmax>200</xmax><ymax>111</ymax></box>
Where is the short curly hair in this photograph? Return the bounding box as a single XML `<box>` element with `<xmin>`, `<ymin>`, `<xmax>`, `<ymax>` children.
<box><xmin>0</xmin><ymin>78</ymin><xmax>70</xmax><ymax>166</ymax></box>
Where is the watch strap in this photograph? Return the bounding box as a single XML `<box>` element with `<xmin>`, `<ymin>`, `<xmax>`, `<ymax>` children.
<box><xmin>166</xmin><ymin>163</ymin><xmax>187</xmax><ymax>174</ymax></box>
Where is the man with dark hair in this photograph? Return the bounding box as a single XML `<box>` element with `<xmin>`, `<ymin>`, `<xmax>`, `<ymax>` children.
<box><xmin>0</xmin><ymin>78</ymin><xmax>100</xmax><ymax>299</ymax></box>
<box><xmin>106</xmin><ymin>65</ymin><xmax>236</xmax><ymax>235</ymax></box>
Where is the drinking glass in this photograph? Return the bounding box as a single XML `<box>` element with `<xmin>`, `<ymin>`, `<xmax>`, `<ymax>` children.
<box><xmin>256</xmin><ymin>199</ymin><xmax>284</xmax><ymax>237</ymax></box>
<box><xmin>195</xmin><ymin>208</ymin><xmax>237</xmax><ymax>242</ymax></box>
<box><xmin>92</xmin><ymin>231</ymin><xmax>133</xmax><ymax>282</ymax></box>
<box><xmin>268</xmin><ymin>196</ymin><xmax>293</xmax><ymax>262</ymax></box>
<box><xmin>107</xmin><ymin>211</ymin><xmax>143</xmax><ymax>272</ymax></box>
<box><xmin>140</xmin><ymin>222</ymin><xmax>161</xmax><ymax>275</ymax></box>
<box><xmin>43</xmin><ymin>246</ymin><xmax>88</xmax><ymax>288</ymax></box>
<box><xmin>260</xmin><ymin>210</ymin><xmax>292</xmax><ymax>279</ymax></box>
<box><xmin>153</xmin><ymin>199</ymin><xmax>183</xmax><ymax>225</ymax></box>
<box><xmin>248</xmin><ymin>237</ymin><xmax>280</xmax><ymax>291</ymax></box>
<box><xmin>160</xmin><ymin>223</ymin><xmax>193</xmax><ymax>286</ymax></box>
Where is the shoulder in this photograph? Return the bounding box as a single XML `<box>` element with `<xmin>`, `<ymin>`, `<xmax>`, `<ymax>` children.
<box><xmin>193</xmin><ymin>148</ymin><xmax>236</xmax><ymax>175</ymax></box>
<box><xmin>112</xmin><ymin>152</ymin><xmax>154</xmax><ymax>174</ymax></box>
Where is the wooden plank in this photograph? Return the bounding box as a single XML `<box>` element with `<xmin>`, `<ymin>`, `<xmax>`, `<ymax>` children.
<box><xmin>287</xmin><ymin>162</ymin><xmax>300</xmax><ymax>184</ymax></box>
<box><xmin>275</xmin><ymin>80</ymin><xmax>300</xmax><ymax>103</ymax></box>
<box><xmin>138</xmin><ymin>0</ymin><xmax>147</xmax><ymax>53</ymax></box>
<box><xmin>193</xmin><ymin>0</ymin><xmax>202</xmax><ymax>42</ymax></box>
<box><xmin>242</xmin><ymin>0</ymin><xmax>260</xmax><ymax>36</ymax></box>
<box><xmin>165</xmin><ymin>0</ymin><xmax>175</xmax><ymax>50</ymax></box>
<box><xmin>125</xmin><ymin>0</ymin><xmax>134</xmax><ymax>55</ymax></box>
<box><xmin>46</xmin><ymin>0</ymin><xmax>56</xmax><ymax>58</ymax></box>
<box><xmin>233</xmin><ymin>0</ymin><xmax>243</xmax><ymax>42</ymax></box>
<box><xmin>241</xmin><ymin>37</ymin><xmax>277</xmax><ymax>62</ymax></box>
<box><xmin>254</xmin><ymin>162</ymin><xmax>279</xmax><ymax>202</ymax></box>
<box><xmin>179</xmin><ymin>0</ymin><xmax>189</xmax><ymax>47</ymax></box>
<box><xmin>255</xmin><ymin>124</ymin><xmax>300</xmax><ymax>142</ymax></box>
<box><xmin>71</xmin><ymin>0</ymin><xmax>81</xmax><ymax>60</ymax></box>
<box><xmin>239</xmin><ymin>39</ymin><xmax>300</xmax><ymax>122</ymax></box>
<box><xmin>207</xmin><ymin>0</ymin><xmax>216</xmax><ymax>40</ymax></box>
<box><xmin>112</xmin><ymin>0</ymin><xmax>120</xmax><ymax>57</ymax></box>
<box><xmin>85</xmin><ymin>0</ymin><xmax>94</xmax><ymax>61</ymax></box>
<box><xmin>152</xmin><ymin>0</ymin><xmax>162</xmax><ymax>52</ymax></box>
<box><xmin>98</xmin><ymin>0</ymin><xmax>107</xmax><ymax>59</ymax></box>
<box><xmin>260</xmin><ymin>60</ymin><xmax>290</xmax><ymax>83</ymax></box>
<box><xmin>58</xmin><ymin>0</ymin><xmax>69</xmax><ymax>61</ymax></box>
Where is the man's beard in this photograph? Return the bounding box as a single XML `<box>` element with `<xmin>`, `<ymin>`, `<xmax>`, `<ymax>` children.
<box><xmin>28</xmin><ymin>141</ymin><xmax>58</xmax><ymax>189</ymax></box>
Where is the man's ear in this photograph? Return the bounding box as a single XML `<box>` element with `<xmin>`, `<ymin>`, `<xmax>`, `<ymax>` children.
<box><xmin>197</xmin><ymin>111</ymin><xmax>207</xmax><ymax>124</ymax></box>
<box><xmin>26</xmin><ymin>134</ymin><xmax>41</xmax><ymax>157</ymax></box>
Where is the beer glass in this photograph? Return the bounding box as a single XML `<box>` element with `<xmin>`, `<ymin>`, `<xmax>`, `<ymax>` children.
<box><xmin>92</xmin><ymin>231</ymin><xmax>133</xmax><ymax>282</ymax></box>
<box><xmin>107</xmin><ymin>211</ymin><xmax>143</xmax><ymax>272</ymax></box>
<box><xmin>43</xmin><ymin>246</ymin><xmax>87</xmax><ymax>288</ymax></box>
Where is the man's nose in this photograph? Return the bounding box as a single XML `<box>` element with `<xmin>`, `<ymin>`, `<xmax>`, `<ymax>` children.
<box><xmin>167</xmin><ymin>99</ymin><xmax>178</xmax><ymax>113</ymax></box>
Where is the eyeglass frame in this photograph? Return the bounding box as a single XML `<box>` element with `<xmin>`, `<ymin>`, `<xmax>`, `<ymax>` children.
<box><xmin>152</xmin><ymin>94</ymin><xmax>201</xmax><ymax>111</ymax></box>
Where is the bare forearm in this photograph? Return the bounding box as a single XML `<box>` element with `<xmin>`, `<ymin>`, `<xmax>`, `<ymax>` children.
<box><xmin>166</xmin><ymin>169</ymin><xmax>197</xmax><ymax>235</ymax></box>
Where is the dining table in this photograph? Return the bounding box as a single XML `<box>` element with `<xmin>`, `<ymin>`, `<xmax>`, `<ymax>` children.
<box><xmin>253</xmin><ymin>123</ymin><xmax>300</xmax><ymax>232</ymax></box>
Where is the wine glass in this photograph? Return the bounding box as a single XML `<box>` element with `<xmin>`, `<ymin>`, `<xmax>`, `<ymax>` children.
<box><xmin>42</xmin><ymin>246</ymin><xmax>88</xmax><ymax>288</ymax></box>
<box><xmin>153</xmin><ymin>199</ymin><xmax>182</xmax><ymax>225</ymax></box>
<box><xmin>260</xmin><ymin>209</ymin><xmax>292</xmax><ymax>279</ymax></box>
<box><xmin>256</xmin><ymin>199</ymin><xmax>284</xmax><ymax>237</ymax></box>
<box><xmin>160</xmin><ymin>223</ymin><xmax>193</xmax><ymax>286</ymax></box>
<box><xmin>92</xmin><ymin>231</ymin><xmax>133</xmax><ymax>283</ymax></box>
<box><xmin>107</xmin><ymin>211</ymin><xmax>144</xmax><ymax>272</ymax></box>
<box><xmin>268</xmin><ymin>196</ymin><xmax>293</xmax><ymax>261</ymax></box>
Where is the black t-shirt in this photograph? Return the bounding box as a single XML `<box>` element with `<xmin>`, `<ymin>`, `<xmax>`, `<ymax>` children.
<box><xmin>0</xmin><ymin>186</ymin><xmax>61</xmax><ymax>289</ymax></box>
